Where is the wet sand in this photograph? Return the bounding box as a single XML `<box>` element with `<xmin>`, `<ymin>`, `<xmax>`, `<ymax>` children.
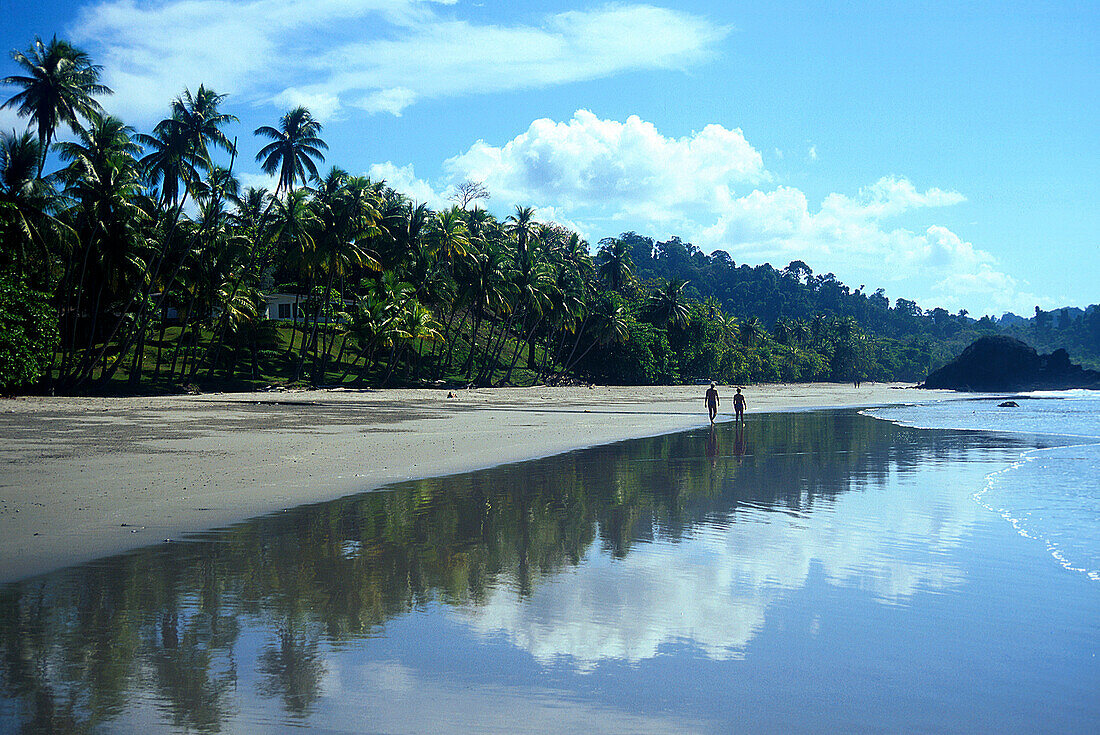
<box><xmin>0</xmin><ymin>382</ymin><xmax>938</xmax><ymax>582</ymax></box>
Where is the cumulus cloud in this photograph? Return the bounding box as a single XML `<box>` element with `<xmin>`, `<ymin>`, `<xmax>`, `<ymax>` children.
<box><xmin>69</xmin><ymin>0</ymin><xmax>727</xmax><ymax>123</ymax></box>
<box><xmin>383</xmin><ymin>109</ymin><xmax>1028</xmax><ymax>314</ymax></box>
<box><xmin>445</xmin><ymin>110</ymin><xmax>764</xmax><ymax>226</ymax></box>
<box><xmin>367</xmin><ymin>161</ymin><xmax>449</xmax><ymax>209</ymax></box>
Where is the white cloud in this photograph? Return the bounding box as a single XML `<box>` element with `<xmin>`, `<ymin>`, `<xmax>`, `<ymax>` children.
<box><xmin>356</xmin><ymin>87</ymin><xmax>418</xmax><ymax>117</ymax></box>
<box><xmin>236</xmin><ymin>171</ymin><xmax>280</xmax><ymax>193</ymax></box>
<box><xmin>445</xmin><ymin>110</ymin><xmax>764</xmax><ymax>225</ymax></box>
<box><xmin>421</xmin><ymin>109</ymin><xmax>1031</xmax><ymax>314</ymax></box>
<box><xmin>0</xmin><ymin>107</ymin><xmax>32</xmax><ymax>134</ymax></box>
<box><xmin>272</xmin><ymin>87</ymin><xmax>344</xmax><ymax>123</ymax></box>
<box><xmin>69</xmin><ymin>0</ymin><xmax>727</xmax><ymax>124</ymax></box>
<box><xmin>315</xmin><ymin>660</ymin><xmax>704</xmax><ymax>734</ymax></box>
<box><xmin>819</xmin><ymin>176</ymin><xmax>966</xmax><ymax>221</ymax></box>
<box><xmin>367</xmin><ymin>161</ymin><xmax>449</xmax><ymax>209</ymax></box>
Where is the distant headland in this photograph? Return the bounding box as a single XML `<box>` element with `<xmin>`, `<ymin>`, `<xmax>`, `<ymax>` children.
<box><xmin>922</xmin><ymin>336</ymin><xmax>1100</xmax><ymax>391</ymax></box>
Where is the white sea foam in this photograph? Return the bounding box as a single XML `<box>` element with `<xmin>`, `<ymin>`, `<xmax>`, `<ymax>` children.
<box><xmin>865</xmin><ymin>394</ymin><xmax>1100</xmax><ymax>581</ymax></box>
<box><xmin>973</xmin><ymin>444</ymin><xmax>1100</xmax><ymax>581</ymax></box>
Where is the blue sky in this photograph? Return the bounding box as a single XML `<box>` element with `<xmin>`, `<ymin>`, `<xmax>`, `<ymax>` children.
<box><xmin>4</xmin><ymin>0</ymin><xmax>1097</xmax><ymax>316</ymax></box>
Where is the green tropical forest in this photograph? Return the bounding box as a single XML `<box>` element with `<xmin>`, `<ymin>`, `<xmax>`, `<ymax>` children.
<box><xmin>2</xmin><ymin>35</ymin><xmax>1097</xmax><ymax>395</ymax></box>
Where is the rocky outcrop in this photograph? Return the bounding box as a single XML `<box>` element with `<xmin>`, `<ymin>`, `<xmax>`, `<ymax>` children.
<box><xmin>922</xmin><ymin>336</ymin><xmax>1100</xmax><ymax>391</ymax></box>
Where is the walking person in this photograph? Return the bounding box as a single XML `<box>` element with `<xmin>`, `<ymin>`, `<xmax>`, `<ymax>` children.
<box><xmin>704</xmin><ymin>382</ymin><xmax>720</xmax><ymax>423</ymax></box>
<box><xmin>733</xmin><ymin>387</ymin><xmax>747</xmax><ymax>422</ymax></box>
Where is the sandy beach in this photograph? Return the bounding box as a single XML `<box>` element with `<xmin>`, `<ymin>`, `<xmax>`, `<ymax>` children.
<box><xmin>0</xmin><ymin>382</ymin><xmax>942</xmax><ymax>582</ymax></box>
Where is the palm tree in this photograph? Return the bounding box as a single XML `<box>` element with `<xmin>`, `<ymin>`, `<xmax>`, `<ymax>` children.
<box><xmin>302</xmin><ymin>170</ymin><xmax>383</xmax><ymax>381</ymax></box>
<box><xmin>1</xmin><ymin>36</ymin><xmax>111</xmax><ymax>176</ymax></box>
<box><xmin>595</xmin><ymin>237</ymin><xmax>634</xmax><ymax>293</ymax></box>
<box><xmin>429</xmin><ymin>206</ymin><xmax>471</xmax><ymax>262</ymax></box>
<box><xmin>499</xmin><ymin>254</ymin><xmax>556</xmax><ymax>384</ymax></box>
<box><xmin>166</xmin><ymin>85</ymin><xmax>236</xmax><ymax>159</ymax></box>
<box><xmin>136</xmin><ymin>125</ymin><xmax>193</xmax><ymax>208</ymax></box>
<box><xmin>646</xmin><ymin>278</ymin><xmax>690</xmax><ymax>330</ymax></box>
<box><xmin>772</xmin><ymin>318</ymin><xmax>793</xmax><ymax>346</ymax></box>
<box><xmin>0</xmin><ymin>130</ymin><xmax>72</xmax><ymax>282</ymax></box>
<box><xmin>55</xmin><ymin>112</ymin><xmax>141</xmax><ymax>170</ymax></box>
<box><xmin>60</xmin><ymin>134</ymin><xmax>150</xmax><ymax>384</ymax></box>
<box><xmin>459</xmin><ymin>245</ymin><xmax>512</xmax><ymax>382</ymax></box>
<box><xmin>738</xmin><ymin>316</ymin><xmax>762</xmax><ymax>347</ymax></box>
<box><xmin>810</xmin><ymin>314</ymin><xmax>828</xmax><ymax>346</ymax></box>
<box><xmin>137</xmin><ymin>85</ymin><xmax>236</xmax><ymax>207</ymax></box>
<box><xmin>562</xmin><ymin>293</ymin><xmax>628</xmax><ymax>374</ymax></box>
<box><xmin>792</xmin><ymin>318</ymin><xmax>811</xmax><ymax>347</ymax></box>
<box><xmin>269</xmin><ymin>187</ymin><xmax>318</xmax><ymax>363</ymax></box>
<box><xmin>505</xmin><ymin>205</ymin><xmax>537</xmax><ymax>262</ymax></box>
<box><xmin>254</xmin><ymin>107</ymin><xmax>327</xmax><ymax>195</ymax></box>
<box><xmin>384</xmin><ymin>300</ymin><xmax>441</xmax><ymax>384</ymax></box>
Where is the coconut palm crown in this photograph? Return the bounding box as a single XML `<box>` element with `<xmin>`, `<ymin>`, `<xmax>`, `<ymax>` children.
<box><xmin>254</xmin><ymin>106</ymin><xmax>327</xmax><ymax>195</ymax></box>
<box><xmin>1</xmin><ymin>35</ymin><xmax>112</xmax><ymax>175</ymax></box>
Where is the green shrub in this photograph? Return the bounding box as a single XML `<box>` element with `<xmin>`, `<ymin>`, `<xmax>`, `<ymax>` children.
<box><xmin>0</xmin><ymin>277</ymin><xmax>59</xmax><ymax>393</ymax></box>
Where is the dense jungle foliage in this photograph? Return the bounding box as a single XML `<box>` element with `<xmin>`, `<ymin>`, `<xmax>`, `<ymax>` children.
<box><xmin>2</xmin><ymin>35</ymin><xmax>1096</xmax><ymax>394</ymax></box>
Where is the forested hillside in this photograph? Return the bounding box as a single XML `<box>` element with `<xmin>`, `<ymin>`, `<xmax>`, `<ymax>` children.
<box><xmin>1</xmin><ymin>35</ymin><xmax>1095</xmax><ymax>394</ymax></box>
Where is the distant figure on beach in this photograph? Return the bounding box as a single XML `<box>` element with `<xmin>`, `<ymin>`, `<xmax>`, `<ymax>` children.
<box><xmin>733</xmin><ymin>387</ymin><xmax>746</xmax><ymax>422</ymax></box>
<box><xmin>704</xmin><ymin>382</ymin><xmax>720</xmax><ymax>423</ymax></box>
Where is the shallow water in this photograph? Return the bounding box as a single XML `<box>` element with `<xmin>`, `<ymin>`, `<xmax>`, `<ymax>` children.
<box><xmin>1</xmin><ymin>410</ymin><xmax>1098</xmax><ymax>733</ymax></box>
<box><xmin>867</xmin><ymin>392</ymin><xmax>1100</xmax><ymax>581</ymax></box>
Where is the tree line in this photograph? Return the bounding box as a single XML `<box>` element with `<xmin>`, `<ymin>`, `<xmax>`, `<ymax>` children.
<box><xmin>2</xmin><ymin>35</ymin><xmax>1095</xmax><ymax>394</ymax></box>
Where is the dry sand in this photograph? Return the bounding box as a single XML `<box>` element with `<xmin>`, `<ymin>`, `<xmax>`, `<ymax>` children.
<box><xmin>0</xmin><ymin>382</ymin><xmax>947</xmax><ymax>582</ymax></box>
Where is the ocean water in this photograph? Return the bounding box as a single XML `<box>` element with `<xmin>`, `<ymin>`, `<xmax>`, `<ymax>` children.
<box><xmin>865</xmin><ymin>390</ymin><xmax>1100</xmax><ymax>581</ymax></box>
<box><xmin>1</xmin><ymin>407</ymin><xmax>1098</xmax><ymax>733</ymax></box>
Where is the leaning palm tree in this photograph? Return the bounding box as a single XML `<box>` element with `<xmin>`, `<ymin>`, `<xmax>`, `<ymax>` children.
<box><xmin>0</xmin><ymin>130</ymin><xmax>73</xmax><ymax>283</ymax></box>
<box><xmin>254</xmin><ymin>106</ymin><xmax>327</xmax><ymax>195</ymax></box>
<box><xmin>561</xmin><ymin>293</ymin><xmax>628</xmax><ymax>374</ymax></box>
<box><xmin>300</xmin><ymin>170</ymin><xmax>382</xmax><ymax>382</ymax></box>
<box><xmin>1</xmin><ymin>35</ymin><xmax>111</xmax><ymax>176</ymax></box>
<box><xmin>268</xmin><ymin>187</ymin><xmax>319</xmax><ymax>364</ymax></box>
<box><xmin>136</xmin><ymin>124</ymin><xmax>193</xmax><ymax>208</ymax></box>
<box><xmin>166</xmin><ymin>85</ymin><xmax>236</xmax><ymax>159</ymax></box>
<box><xmin>55</xmin><ymin>112</ymin><xmax>140</xmax><ymax>170</ymax></box>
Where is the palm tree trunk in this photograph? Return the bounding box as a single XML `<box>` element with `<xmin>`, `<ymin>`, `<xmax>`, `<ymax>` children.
<box><xmin>310</xmin><ymin>268</ymin><xmax>337</xmax><ymax>383</ymax></box>
<box><xmin>84</xmin><ymin>194</ymin><xmax>192</xmax><ymax>386</ymax></box>
<box><xmin>292</xmin><ymin>276</ymin><xmax>316</xmax><ymax>381</ymax></box>
<box><xmin>463</xmin><ymin>310</ymin><xmax>483</xmax><ymax>383</ymax></box>
<box><xmin>503</xmin><ymin>316</ymin><xmax>541</xmax><ymax>385</ymax></box>
<box><xmin>61</xmin><ymin>220</ymin><xmax>102</xmax><ymax>385</ymax></box>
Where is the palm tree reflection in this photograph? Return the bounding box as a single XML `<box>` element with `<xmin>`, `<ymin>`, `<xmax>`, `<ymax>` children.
<box><xmin>0</xmin><ymin>411</ymin><xmax>1023</xmax><ymax>731</ymax></box>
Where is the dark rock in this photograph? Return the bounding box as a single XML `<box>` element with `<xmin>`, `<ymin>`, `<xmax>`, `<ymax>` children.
<box><xmin>998</xmin><ymin>401</ymin><xmax>1020</xmax><ymax>407</ymax></box>
<box><xmin>922</xmin><ymin>336</ymin><xmax>1100</xmax><ymax>391</ymax></box>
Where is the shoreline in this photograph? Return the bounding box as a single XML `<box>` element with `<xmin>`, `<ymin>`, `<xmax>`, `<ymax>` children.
<box><xmin>1</xmin><ymin>382</ymin><xmax>949</xmax><ymax>583</ymax></box>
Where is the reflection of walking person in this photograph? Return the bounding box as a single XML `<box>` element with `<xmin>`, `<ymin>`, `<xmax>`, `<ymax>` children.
<box><xmin>705</xmin><ymin>382</ymin><xmax>720</xmax><ymax>423</ymax></box>
<box><xmin>733</xmin><ymin>387</ymin><xmax>746</xmax><ymax>422</ymax></box>
<box><xmin>705</xmin><ymin>424</ymin><xmax>719</xmax><ymax>464</ymax></box>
